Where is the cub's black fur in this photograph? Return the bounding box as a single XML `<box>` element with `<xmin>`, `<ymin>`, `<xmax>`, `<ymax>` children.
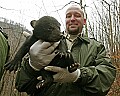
<box><xmin>4</xmin><ymin>16</ymin><xmax>79</xmax><ymax>88</ymax></box>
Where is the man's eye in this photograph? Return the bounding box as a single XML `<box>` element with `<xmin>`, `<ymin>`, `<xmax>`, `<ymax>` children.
<box><xmin>75</xmin><ymin>14</ymin><xmax>81</xmax><ymax>17</ymax></box>
<box><xmin>66</xmin><ymin>15</ymin><xmax>71</xmax><ymax>18</ymax></box>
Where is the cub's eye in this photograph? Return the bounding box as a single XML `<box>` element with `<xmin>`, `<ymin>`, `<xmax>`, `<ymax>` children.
<box><xmin>57</xmin><ymin>26</ymin><xmax>60</xmax><ymax>30</ymax></box>
<box><xmin>48</xmin><ymin>27</ymin><xmax>54</xmax><ymax>31</ymax></box>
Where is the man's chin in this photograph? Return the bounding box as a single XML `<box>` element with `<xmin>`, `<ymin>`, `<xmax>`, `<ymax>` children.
<box><xmin>68</xmin><ymin>30</ymin><xmax>79</xmax><ymax>35</ymax></box>
<box><xmin>67</xmin><ymin>27</ymin><xmax>80</xmax><ymax>35</ymax></box>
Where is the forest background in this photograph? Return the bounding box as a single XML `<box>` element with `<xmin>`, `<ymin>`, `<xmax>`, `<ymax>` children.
<box><xmin>0</xmin><ymin>0</ymin><xmax>120</xmax><ymax>96</ymax></box>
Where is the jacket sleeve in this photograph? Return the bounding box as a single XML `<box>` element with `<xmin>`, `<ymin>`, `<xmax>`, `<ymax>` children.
<box><xmin>0</xmin><ymin>32</ymin><xmax>9</xmax><ymax>80</ymax></box>
<box><xmin>74</xmin><ymin>41</ymin><xmax>116</xmax><ymax>95</ymax></box>
<box><xmin>15</xmin><ymin>57</ymin><xmax>43</xmax><ymax>95</ymax></box>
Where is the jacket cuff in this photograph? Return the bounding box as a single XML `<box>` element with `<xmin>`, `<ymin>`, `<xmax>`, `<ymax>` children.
<box><xmin>74</xmin><ymin>69</ymin><xmax>81</xmax><ymax>82</ymax></box>
<box><xmin>29</xmin><ymin>58</ymin><xmax>41</xmax><ymax>71</ymax></box>
<box><xmin>24</xmin><ymin>60</ymin><xmax>41</xmax><ymax>77</ymax></box>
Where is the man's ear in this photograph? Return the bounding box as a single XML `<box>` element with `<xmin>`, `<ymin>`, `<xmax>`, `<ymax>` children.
<box><xmin>30</xmin><ymin>20</ymin><xmax>37</xmax><ymax>28</ymax></box>
<box><xmin>84</xmin><ymin>19</ymin><xmax>86</xmax><ymax>25</ymax></box>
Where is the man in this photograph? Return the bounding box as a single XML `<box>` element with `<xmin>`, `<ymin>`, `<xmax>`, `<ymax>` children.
<box><xmin>0</xmin><ymin>27</ymin><xmax>9</xmax><ymax>80</ymax></box>
<box><xmin>15</xmin><ymin>4</ymin><xmax>116</xmax><ymax>96</ymax></box>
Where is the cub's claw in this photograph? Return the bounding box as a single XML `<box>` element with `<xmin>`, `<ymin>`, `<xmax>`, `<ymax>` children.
<box><xmin>69</xmin><ymin>63</ymin><xmax>80</xmax><ymax>73</ymax></box>
<box><xmin>36</xmin><ymin>80</ymin><xmax>45</xmax><ymax>89</ymax></box>
<box><xmin>4</xmin><ymin>60</ymin><xmax>21</xmax><ymax>72</ymax></box>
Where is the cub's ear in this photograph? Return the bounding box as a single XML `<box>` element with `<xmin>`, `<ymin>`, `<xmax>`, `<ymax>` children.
<box><xmin>30</xmin><ymin>20</ymin><xmax>37</xmax><ymax>28</ymax></box>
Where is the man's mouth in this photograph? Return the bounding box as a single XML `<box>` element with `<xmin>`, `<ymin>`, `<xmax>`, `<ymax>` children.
<box><xmin>70</xmin><ymin>23</ymin><xmax>78</xmax><ymax>26</ymax></box>
<box><xmin>69</xmin><ymin>24</ymin><xmax>77</xmax><ymax>28</ymax></box>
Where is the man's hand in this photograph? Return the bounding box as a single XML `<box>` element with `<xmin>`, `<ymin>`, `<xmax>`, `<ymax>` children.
<box><xmin>44</xmin><ymin>66</ymin><xmax>81</xmax><ymax>83</ymax></box>
<box><xmin>29</xmin><ymin>40</ymin><xmax>60</xmax><ymax>71</ymax></box>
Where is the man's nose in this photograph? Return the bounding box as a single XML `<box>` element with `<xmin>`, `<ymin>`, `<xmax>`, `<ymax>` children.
<box><xmin>70</xmin><ymin>15</ymin><xmax>76</xmax><ymax>21</ymax></box>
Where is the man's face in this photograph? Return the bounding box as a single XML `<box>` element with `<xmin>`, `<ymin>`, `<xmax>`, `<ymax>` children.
<box><xmin>65</xmin><ymin>6</ymin><xmax>85</xmax><ymax>35</ymax></box>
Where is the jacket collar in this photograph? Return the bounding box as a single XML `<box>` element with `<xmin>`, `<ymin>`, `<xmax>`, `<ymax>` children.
<box><xmin>65</xmin><ymin>33</ymin><xmax>90</xmax><ymax>44</ymax></box>
<box><xmin>77</xmin><ymin>34</ymin><xmax>90</xmax><ymax>43</ymax></box>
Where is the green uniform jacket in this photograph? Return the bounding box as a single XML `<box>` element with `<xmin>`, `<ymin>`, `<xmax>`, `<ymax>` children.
<box><xmin>15</xmin><ymin>35</ymin><xmax>116</xmax><ymax>96</ymax></box>
<box><xmin>0</xmin><ymin>32</ymin><xmax>9</xmax><ymax>80</ymax></box>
